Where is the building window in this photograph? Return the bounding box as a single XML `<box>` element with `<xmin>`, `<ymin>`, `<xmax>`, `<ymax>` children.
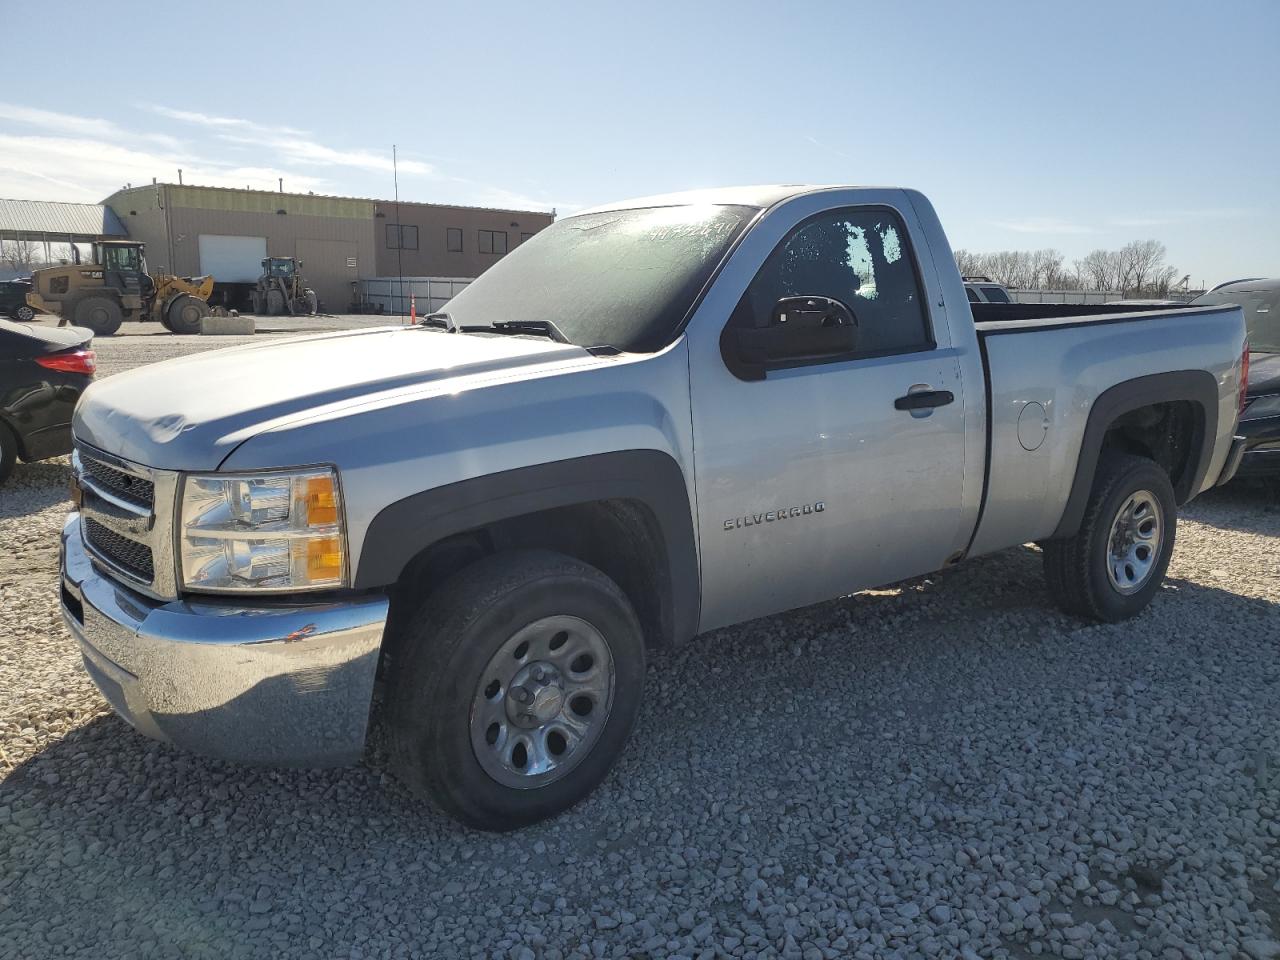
<box><xmin>519</xmin><ymin>232</ymin><xmax>535</xmax><ymax>244</ymax></box>
<box><xmin>386</xmin><ymin>224</ymin><xmax>418</xmax><ymax>250</ymax></box>
<box><xmin>446</xmin><ymin>227</ymin><xmax>463</xmax><ymax>252</ymax></box>
<box><xmin>478</xmin><ymin>229</ymin><xmax>508</xmax><ymax>255</ymax></box>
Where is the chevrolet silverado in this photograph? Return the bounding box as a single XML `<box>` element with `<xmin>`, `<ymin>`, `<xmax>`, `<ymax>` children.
<box><xmin>59</xmin><ymin>186</ymin><xmax>1249</xmax><ymax>829</ymax></box>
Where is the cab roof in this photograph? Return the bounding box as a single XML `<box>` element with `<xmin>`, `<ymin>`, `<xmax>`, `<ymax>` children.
<box><xmin>575</xmin><ymin>185</ymin><xmax>870</xmax><ymax>216</ymax></box>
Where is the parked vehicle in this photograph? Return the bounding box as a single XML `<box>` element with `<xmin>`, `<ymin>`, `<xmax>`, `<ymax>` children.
<box><xmin>0</xmin><ymin>319</ymin><xmax>95</xmax><ymax>485</ymax></box>
<box><xmin>59</xmin><ymin>185</ymin><xmax>1247</xmax><ymax>830</ymax></box>
<box><xmin>1191</xmin><ymin>278</ymin><xmax>1280</xmax><ymax>479</ymax></box>
<box><xmin>249</xmin><ymin>257</ymin><xmax>318</xmax><ymax>316</ymax></box>
<box><xmin>1</xmin><ymin>278</ymin><xmax>35</xmax><ymax>322</ymax></box>
<box><xmin>962</xmin><ymin>276</ymin><xmax>1013</xmax><ymax>303</ymax></box>
<box><xmin>25</xmin><ymin>240</ymin><xmax>214</xmax><ymax>335</ymax></box>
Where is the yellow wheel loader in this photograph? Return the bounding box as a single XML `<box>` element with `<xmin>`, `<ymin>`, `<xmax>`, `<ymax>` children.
<box><xmin>249</xmin><ymin>257</ymin><xmax>318</xmax><ymax>316</ymax></box>
<box><xmin>25</xmin><ymin>240</ymin><xmax>215</xmax><ymax>336</ymax></box>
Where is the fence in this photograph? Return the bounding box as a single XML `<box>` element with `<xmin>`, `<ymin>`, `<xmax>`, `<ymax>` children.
<box><xmin>360</xmin><ymin>276</ymin><xmax>473</xmax><ymax>316</ymax></box>
<box><xmin>1011</xmin><ymin>289</ymin><xmax>1123</xmax><ymax>305</ymax></box>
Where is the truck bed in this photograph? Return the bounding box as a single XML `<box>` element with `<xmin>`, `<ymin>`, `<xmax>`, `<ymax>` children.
<box><xmin>970</xmin><ymin>301</ymin><xmax>1195</xmax><ymax>325</ymax></box>
<box><xmin>965</xmin><ymin>304</ymin><xmax>1244</xmax><ymax>559</ymax></box>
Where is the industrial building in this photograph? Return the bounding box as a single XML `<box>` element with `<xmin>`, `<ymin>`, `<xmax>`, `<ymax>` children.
<box><xmin>100</xmin><ymin>183</ymin><xmax>556</xmax><ymax>312</ymax></box>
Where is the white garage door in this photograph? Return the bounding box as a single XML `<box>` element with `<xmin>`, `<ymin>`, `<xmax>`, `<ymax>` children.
<box><xmin>198</xmin><ymin>235</ymin><xmax>267</xmax><ymax>282</ymax></box>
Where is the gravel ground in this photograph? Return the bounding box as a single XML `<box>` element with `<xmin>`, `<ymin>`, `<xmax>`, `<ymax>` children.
<box><xmin>2</xmin><ymin>330</ymin><xmax>1279</xmax><ymax>959</ymax></box>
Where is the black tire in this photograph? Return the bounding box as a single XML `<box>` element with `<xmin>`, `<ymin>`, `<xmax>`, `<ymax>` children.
<box><xmin>1042</xmin><ymin>453</ymin><xmax>1177</xmax><ymax>622</ymax></box>
<box><xmin>165</xmin><ymin>295</ymin><xmax>210</xmax><ymax>334</ymax></box>
<box><xmin>13</xmin><ymin>304</ymin><xmax>35</xmax><ymax>322</ymax></box>
<box><xmin>249</xmin><ymin>291</ymin><xmax>263</xmax><ymax>315</ymax></box>
<box><xmin>388</xmin><ymin>549</ymin><xmax>646</xmax><ymax>831</ymax></box>
<box><xmin>266</xmin><ymin>289</ymin><xmax>286</xmax><ymax>316</ymax></box>
<box><xmin>0</xmin><ymin>421</ymin><xmax>16</xmax><ymax>486</ymax></box>
<box><xmin>73</xmin><ymin>296</ymin><xmax>123</xmax><ymax>336</ymax></box>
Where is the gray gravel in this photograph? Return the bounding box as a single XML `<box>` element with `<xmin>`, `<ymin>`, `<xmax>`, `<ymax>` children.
<box><xmin>2</xmin><ymin>329</ymin><xmax>1279</xmax><ymax>959</ymax></box>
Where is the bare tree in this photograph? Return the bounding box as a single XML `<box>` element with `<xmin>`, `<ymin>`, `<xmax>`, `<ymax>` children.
<box><xmin>960</xmin><ymin>240</ymin><xmax>1178</xmax><ymax>297</ymax></box>
<box><xmin>46</xmin><ymin>243</ymin><xmax>77</xmax><ymax>264</ymax></box>
<box><xmin>0</xmin><ymin>239</ymin><xmax>43</xmax><ymax>273</ymax></box>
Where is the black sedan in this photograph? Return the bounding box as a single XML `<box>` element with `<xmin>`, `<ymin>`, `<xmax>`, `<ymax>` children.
<box><xmin>0</xmin><ymin>278</ymin><xmax>36</xmax><ymax>322</ymax></box>
<box><xmin>0</xmin><ymin>319</ymin><xmax>95</xmax><ymax>485</ymax></box>
<box><xmin>1191</xmin><ymin>279</ymin><xmax>1280</xmax><ymax>481</ymax></box>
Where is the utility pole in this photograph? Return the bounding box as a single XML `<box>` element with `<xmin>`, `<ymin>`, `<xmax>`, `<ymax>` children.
<box><xmin>393</xmin><ymin>145</ymin><xmax>405</xmax><ymax>317</ymax></box>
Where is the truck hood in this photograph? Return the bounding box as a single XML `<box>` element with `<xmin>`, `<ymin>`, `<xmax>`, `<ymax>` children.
<box><xmin>74</xmin><ymin>326</ymin><xmax>595</xmax><ymax>470</ymax></box>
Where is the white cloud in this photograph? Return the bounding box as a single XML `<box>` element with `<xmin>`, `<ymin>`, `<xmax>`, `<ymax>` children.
<box><xmin>991</xmin><ymin>217</ymin><xmax>1094</xmax><ymax>235</ymax></box>
<box><xmin>146</xmin><ymin>103</ymin><xmax>434</xmax><ymax>176</ymax></box>
<box><xmin>0</xmin><ymin>134</ymin><xmax>327</xmax><ymax>202</ymax></box>
<box><xmin>1108</xmin><ymin>208</ymin><xmax>1253</xmax><ymax>229</ymax></box>
<box><xmin>0</xmin><ymin>101</ymin><xmax>562</xmax><ymax>213</ymax></box>
<box><xmin>0</xmin><ymin>102</ymin><xmax>183</xmax><ymax>150</ymax></box>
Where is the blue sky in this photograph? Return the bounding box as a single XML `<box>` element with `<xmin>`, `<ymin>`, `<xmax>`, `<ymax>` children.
<box><xmin>3</xmin><ymin>0</ymin><xmax>1277</xmax><ymax>285</ymax></box>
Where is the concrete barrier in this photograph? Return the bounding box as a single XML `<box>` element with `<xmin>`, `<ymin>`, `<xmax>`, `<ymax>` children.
<box><xmin>199</xmin><ymin>315</ymin><xmax>255</xmax><ymax>336</ymax></box>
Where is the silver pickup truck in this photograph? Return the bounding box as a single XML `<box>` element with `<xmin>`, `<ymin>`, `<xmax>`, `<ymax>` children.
<box><xmin>59</xmin><ymin>186</ymin><xmax>1249</xmax><ymax>829</ymax></box>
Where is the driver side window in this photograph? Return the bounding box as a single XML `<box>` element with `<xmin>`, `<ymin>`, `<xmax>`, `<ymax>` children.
<box><xmin>737</xmin><ymin>206</ymin><xmax>932</xmax><ymax>357</ymax></box>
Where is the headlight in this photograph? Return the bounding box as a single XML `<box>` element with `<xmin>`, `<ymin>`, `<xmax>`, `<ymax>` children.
<box><xmin>1241</xmin><ymin>393</ymin><xmax>1280</xmax><ymax>421</ymax></box>
<box><xmin>179</xmin><ymin>467</ymin><xmax>346</xmax><ymax>593</ymax></box>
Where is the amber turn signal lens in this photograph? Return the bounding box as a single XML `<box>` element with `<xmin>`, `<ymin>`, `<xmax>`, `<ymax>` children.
<box><xmin>304</xmin><ymin>476</ymin><xmax>338</xmax><ymax>526</ymax></box>
<box><xmin>305</xmin><ymin>536</ymin><xmax>343</xmax><ymax>582</ymax></box>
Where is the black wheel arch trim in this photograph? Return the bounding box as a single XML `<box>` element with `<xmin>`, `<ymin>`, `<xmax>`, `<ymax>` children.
<box><xmin>353</xmin><ymin>449</ymin><xmax>700</xmax><ymax>645</ymax></box>
<box><xmin>1051</xmin><ymin>370</ymin><xmax>1219</xmax><ymax>540</ymax></box>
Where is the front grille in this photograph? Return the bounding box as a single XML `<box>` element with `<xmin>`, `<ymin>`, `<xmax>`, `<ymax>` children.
<box><xmin>84</xmin><ymin>517</ymin><xmax>155</xmax><ymax>582</ymax></box>
<box><xmin>80</xmin><ymin>454</ymin><xmax>154</xmax><ymax>509</ymax></box>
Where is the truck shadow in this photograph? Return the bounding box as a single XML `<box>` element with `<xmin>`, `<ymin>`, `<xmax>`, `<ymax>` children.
<box><xmin>2</xmin><ymin>547</ymin><xmax>1277</xmax><ymax>951</ymax></box>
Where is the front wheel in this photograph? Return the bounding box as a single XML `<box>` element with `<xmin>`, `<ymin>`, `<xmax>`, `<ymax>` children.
<box><xmin>1042</xmin><ymin>453</ymin><xmax>1177</xmax><ymax>622</ymax></box>
<box><xmin>165</xmin><ymin>294</ymin><xmax>210</xmax><ymax>334</ymax></box>
<box><xmin>13</xmin><ymin>304</ymin><xmax>35</xmax><ymax>322</ymax></box>
<box><xmin>388</xmin><ymin>550</ymin><xmax>646</xmax><ymax>831</ymax></box>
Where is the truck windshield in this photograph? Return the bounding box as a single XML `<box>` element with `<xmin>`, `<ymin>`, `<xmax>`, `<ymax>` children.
<box><xmin>1192</xmin><ymin>287</ymin><xmax>1280</xmax><ymax>353</ymax></box>
<box><xmin>442</xmin><ymin>204</ymin><xmax>756</xmax><ymax>353</ymax></box>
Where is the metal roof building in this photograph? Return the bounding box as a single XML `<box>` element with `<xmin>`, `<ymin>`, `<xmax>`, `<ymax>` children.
<box><xmin>0</xmin><ymin>199</ymin><xmax>128</xmax><ymax>240</ymax></box>
<box><xmin>0</xmin><ymin>199</ymin><xmax>129</xmax><ymax>279</ymax></box>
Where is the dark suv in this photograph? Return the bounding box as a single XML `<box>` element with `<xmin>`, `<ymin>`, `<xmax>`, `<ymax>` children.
<box><xmin>1192</xmin><ymin>279</ymin><xmax>1280</xmax><ymax>479</ymax></box>
<box><xmin>0</xmin><ymin>278</ymin><xmax>36</xmax><ymax>322</ymax></box>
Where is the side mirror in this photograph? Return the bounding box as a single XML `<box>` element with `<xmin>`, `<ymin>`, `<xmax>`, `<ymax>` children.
<box><xmin>728</xmin><ymin>296</ymin><xmax>858</xmax><ymax>376</ymax></box>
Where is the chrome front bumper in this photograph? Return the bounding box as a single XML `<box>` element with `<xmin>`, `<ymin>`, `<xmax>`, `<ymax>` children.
<box><xmin>60</xmin><ymin>513</ymin><xmax>388</xmax><ymax>767</ymax></box>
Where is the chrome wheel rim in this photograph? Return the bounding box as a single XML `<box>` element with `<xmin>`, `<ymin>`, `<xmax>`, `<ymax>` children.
<box><xmin>1106</xmin><ymin>489</ymin><xmax>1163</xmax><ymax>594</ymax></box>
<box><xmin>469</xmin><ymin>615</ymin><xmax>614</xmax><ymax>789</ymax></box>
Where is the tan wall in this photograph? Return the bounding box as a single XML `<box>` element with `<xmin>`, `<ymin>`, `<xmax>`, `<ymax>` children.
<box><xmin>166</xmin><ymin>207</ymin><xmax>375</xmax><ymax>310</ymax></box>
<box><xmin>104</xmin><ymin>185</ymin><xmax>553</xmax><ymax>309</ymax></box>
<box><xmin>105</xmin><ymin>185</ymin><xmax>375</xmax><ymax>309</ymax></box>
<box><xmin>372</xmin><ymin>202</ymin><xmax>555</xmax><ymax>279</ymax></box>
<box><xmin>105</xmin><ymin>186</ymin><xmax>172</xmax><ymax>272</ymax></box>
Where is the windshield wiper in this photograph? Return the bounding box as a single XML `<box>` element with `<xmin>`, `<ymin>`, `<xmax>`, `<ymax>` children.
<box><xmin>418</xmin><ymin>311</ymin><xmax>456</xmax><ymax>331</ymax></box>
<box><xmin>459</xmin><ymin>319</ymin><xmax>569</xmax><ymax>344</ymax></box>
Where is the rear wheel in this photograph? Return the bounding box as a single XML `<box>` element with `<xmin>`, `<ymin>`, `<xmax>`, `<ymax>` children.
<box><xmin>12</xmin><ymin>304</ymin><xmax>35</xmax><ymax>322</ymax></box>
<box><xmin>1042</xmin><ymin>453</ymin><xmax>1177</xmax><ymax>622</ymax></box>
<box><xmin>249</xmin><ymin>291</ymin><xmax>263</xmax><ymax>315</ymax></box>
<box><xmin>165</xmin><ymin>295</ymin><xmax>210</xmax><ymax>334</ymax></box>
<box><xmin>388</xmin><ymin>550</ymin><xmax>646</xmax><ymax>831</ymax></box>
<box><xmin>72</xmin><ymin>296</ymin><xmax>123</xmax><ymax>336</ymax></box>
